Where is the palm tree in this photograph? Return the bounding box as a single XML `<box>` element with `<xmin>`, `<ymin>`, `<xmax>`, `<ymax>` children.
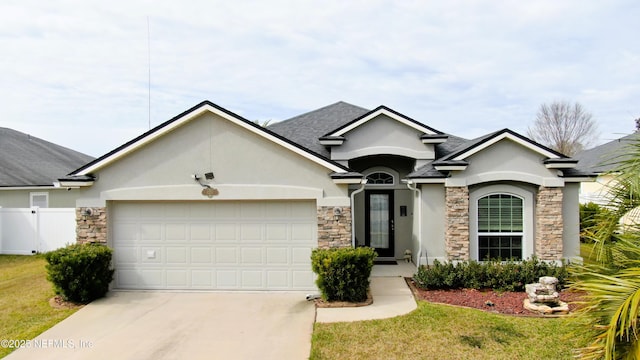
<box><xmin>571</xmin><ymin>134</ymin><xmax>640</xmax><ymax>359</ymax></box>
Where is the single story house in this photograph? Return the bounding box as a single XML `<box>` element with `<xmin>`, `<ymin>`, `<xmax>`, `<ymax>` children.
<box><xmin>575</xmin><ymin>133</ymin><xmax>638</xmax><ymax>204</ymax></box>
<box><xmin>60</xmin><ymin>101</ymin><xmax>591</xmax><ymax>291</ymax></box>
<box><xmin>0</xmin><ymin>127</ymin><xmax>94</xmax><ymax>208</ymax></box>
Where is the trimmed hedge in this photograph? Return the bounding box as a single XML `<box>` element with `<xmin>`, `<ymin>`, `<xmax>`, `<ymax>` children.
<box><xmin>44</xmin><ymin>243</ymin><xmax>114</xmax><ymax>303</ymax></box>
<box><xmin>413</xmin><ymin>257</ymin><xmax>568</xmax><ymax>292</ymax></box>
<box><xmin>311</xmin><ymin>247</ymin><xmax>377</xmax><ymax>302</ymax></box>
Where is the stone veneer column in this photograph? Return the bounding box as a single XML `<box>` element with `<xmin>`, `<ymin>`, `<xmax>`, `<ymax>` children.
<box><xmin>445</xmin><ymin>186</ymin><xmax>470</xmax><ymax>261</ymax></box>
<box><xmin>76</xmin><ymin>207</ymin><xmax>107</xmax><ymax>244</ymax></box>
<box><xmin>317</xmin><ymin>206</ymin><xmax>352</xmax><ymax>249</ymax></box>
<box><xmin>535</xmin><ymin>186</ymin><xmax>563</xmax><ymax>260</ymax></box>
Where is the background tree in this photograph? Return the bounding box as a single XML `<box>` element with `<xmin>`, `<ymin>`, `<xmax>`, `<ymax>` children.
<box><xmin>527</xmin><ymin>101</ymin><xmax>598</xmax><ymax>156</ymax></box>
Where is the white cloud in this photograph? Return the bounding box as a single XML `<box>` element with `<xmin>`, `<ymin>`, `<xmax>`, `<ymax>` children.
<box><xmin>0</xmin><ymin>0</ymin><xmax>638</xmax><ymax>156</ymax></box>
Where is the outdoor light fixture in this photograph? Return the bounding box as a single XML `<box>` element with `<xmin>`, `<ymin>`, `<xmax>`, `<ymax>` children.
<box><xmin>191</xmin><ymin>173</ymin><xmax>214</xmax><ymax>189</ymax></box>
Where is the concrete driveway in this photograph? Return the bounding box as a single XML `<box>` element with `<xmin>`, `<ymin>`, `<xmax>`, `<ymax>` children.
<box><xmin>6</xmin><ymin>291</ymin><xmax>315</xmax><ymax>360</ymax></box>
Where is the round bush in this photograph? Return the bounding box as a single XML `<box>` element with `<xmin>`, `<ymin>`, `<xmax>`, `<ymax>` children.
<box><xmin>44</xmin><ymin>243</ymin><xmax>114</xmax><ymax>303</ymax></box>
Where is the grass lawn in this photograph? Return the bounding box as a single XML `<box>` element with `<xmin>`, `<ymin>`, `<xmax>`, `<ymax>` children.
<box><xmin>312</xmin><ymin>248</ymin><xmax>598</xmax><ymax>359</ymax></box>
<box><xmin>311</xmin><ymin>301</ymin><xmax>588</xmax><ymax>360</ymax></box>
<box><xmin>0</xmin><ymin>255</ymin><xmax>79</xmax><ymax>359</ymax></box>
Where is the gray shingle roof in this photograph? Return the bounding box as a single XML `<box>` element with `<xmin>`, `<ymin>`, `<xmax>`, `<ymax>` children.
<box><xmin>0</xmin><ymin>128</ymin><xmax>94</xmax><ymax>186</ymax></box>
<box><xmin>575</xmin><ymin>133</ymin><xmax>638</xmax><ymax>173</ymax></box>
<box><xmin>268</xmin><ymin>101</ymin><xmax>370</xmax><ymax>158</ymax></box>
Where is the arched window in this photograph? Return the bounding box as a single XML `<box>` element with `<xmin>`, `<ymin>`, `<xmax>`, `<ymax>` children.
<box><xmin>365</xmin><ymin>172</ymin><xmax>394</xmax><ymax>185</ymax></box>
<box><xmin>477</xmin><ymin>194</ymin><xmax>523</xmax><ymax>260</ymax></box>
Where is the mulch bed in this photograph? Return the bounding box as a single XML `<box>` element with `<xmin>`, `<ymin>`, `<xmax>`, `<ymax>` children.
<box><xmin>314</xmin><ymin>290</ymin><xmax>373</xmax><ymax>308</ymax></box>
<box><xmin>405</xmin><ymin>278</ymin><xmax>585</xmax><ymax>316</ymax></box>
<box><xmin>49</xmin><ymin>295</ymin><xmax>84</xmax><ymax>310</ymax></box>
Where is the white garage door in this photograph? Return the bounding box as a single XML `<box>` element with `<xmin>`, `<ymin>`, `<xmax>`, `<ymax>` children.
<box><xmin>111</xmin><ymin>201</ymin><xmax>317</xmax><ymax>290</ymax></box>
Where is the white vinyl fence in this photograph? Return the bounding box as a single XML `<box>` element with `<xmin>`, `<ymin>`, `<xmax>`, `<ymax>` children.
<box><xmin>0</xmin><ymin>207</ymin><xmax>76</xmax><ymax>255</ymax></box>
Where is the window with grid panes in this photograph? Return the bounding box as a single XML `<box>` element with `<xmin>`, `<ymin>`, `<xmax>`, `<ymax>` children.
<box><xmin>477</xmin><ymin>194</ymin><xmax>523</xmax><ymax>260</ymax></box>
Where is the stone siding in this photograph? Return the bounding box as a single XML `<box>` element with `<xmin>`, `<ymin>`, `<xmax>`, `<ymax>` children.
<box><xmin>76</xmin><ymin>207</ymin><xmax>107</xmax><ymax>244</ymax></box>
<box><xmin>445</xmin><ymin>186</ymin><xmax>470</xmax><ymax>261</ymax></box>
<box><xmin>535</xmin><ymin>186</ymin><xmax>563</xmax><ymax>260</ymax></box>
<box><xmin>317</xmin><ymin>206</ymin><xmax>352</xmax><ymax>249</ymax></box>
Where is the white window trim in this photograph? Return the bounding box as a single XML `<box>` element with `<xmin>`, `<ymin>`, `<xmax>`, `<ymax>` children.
<box><xmin>365</xmin><ymin>171</ymin><xmax>395</xmax><ymax>186</ymax></box>
<box><xmin>30</xmin><ymin>192</ymin><xmax>49</xmax><ymax>208</ymax></box>
<box><xmin>470</xmin><ymin>185</ymin><xmax>533</xmax><ymax>261</ymax></box>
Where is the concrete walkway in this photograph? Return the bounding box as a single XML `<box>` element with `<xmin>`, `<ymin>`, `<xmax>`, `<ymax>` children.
<box><xmin>316</xmin><ymin>264</ymin><xmax>418</xmax><ymax>323</ymax></box>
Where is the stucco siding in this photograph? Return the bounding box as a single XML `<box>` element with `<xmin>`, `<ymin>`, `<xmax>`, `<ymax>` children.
<box><xmin>0</xmin><ymin>188</ymin><xmax>83</xmax><ymax>208</ymax></box>
<box><xmin>448</xmin><ymin>139</ymin><xmax>563</xmax><ymax>187</ymax></box>
<box><xmin>78</xmin><ymin>112</ymin><xmax>348</xmax><ymax>206</ymax></box>
<box><xmin>563</xmin><ymin>183</ymin><xmax>581</xmax><ymax>261</ymax></box>
<box><xmin>331</xmin><ymin>114</ymin><xmax>434</xmax><ymax>161</ymax></box>
<box><xmin>421</xmin><ymin>184</ymin><xmax>446</xmax><ymax>263</ymax></box>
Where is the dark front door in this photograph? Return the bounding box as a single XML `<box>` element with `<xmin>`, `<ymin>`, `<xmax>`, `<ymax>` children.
<box><xmin>365</xmin><ymin>190</ymin><xmax>394</xmax><ymax>258</ymax></box>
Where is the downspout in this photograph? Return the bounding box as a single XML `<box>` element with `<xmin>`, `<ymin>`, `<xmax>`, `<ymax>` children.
<box><xmin>350</xmin><ymin>179</ymin><xmax>367</xmax><ymax>248</ymax></box>
<box><xmin>406</xmin><ymin>180</ymin><xmax>423</xmax><ymax>267</ymax></box>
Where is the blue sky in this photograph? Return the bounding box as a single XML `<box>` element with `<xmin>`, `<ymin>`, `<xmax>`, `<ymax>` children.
<box><xmin>1</xmin><ymin>1</ymin><xmax>638</xmax><ymax>157</ymax></box>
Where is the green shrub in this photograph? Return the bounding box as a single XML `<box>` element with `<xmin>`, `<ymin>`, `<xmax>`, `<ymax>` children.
<box><xmin>413</xmin><ymin>257</ymin><xmax>567</xmax><ymax>292</ymax></box>
<box><xmin>311</xmin><ymin>247</ymin><xmax>377</xmax><ymax>302</ymax></box>
<box><xmin>579</xmin><ymin>202</ymin><xmax>610</xmax><ymax>242</ymax></box>
<box><xmin>44</xmin><ymin>243</ymin><xmax>114</xmax><ymax>303</ymax></box>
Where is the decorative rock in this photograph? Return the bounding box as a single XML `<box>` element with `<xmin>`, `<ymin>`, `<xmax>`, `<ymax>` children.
<box><xmin>524</xmin><ymin>276</ymin><xmax>569</xmax><ymax>314</ymax></box>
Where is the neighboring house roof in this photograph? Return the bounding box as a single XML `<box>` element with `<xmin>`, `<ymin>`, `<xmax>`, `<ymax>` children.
<box><xmin>268</xmin><ymin>101</ymin><xmax>370</xmax><ymax>158</ymax></box>
<box><xmin>65</xmin><ymin>101</ymin><xmax>352</xmax><ymax>181</ymax></box>
<box><xmin>0</xmin><ymin>127</ymin><xmax>94</xmax><ymax>187</ymax></box>
<box><xmin>575</xmin><ymin>133</ymin><xmax>638</xmax><ymax>173</ymax></box>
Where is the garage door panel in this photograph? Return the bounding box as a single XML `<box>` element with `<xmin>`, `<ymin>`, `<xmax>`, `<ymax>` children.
<box><xmin>266</xmin><ymin>224</ymin><xmax>288</xmax><ymax>241</ymax></box>
<box><xmin>140</xmin><ymin>269</ymin><xmax>163</xmax><ymax>287</ymax></box>
<box><xmin>166</xmin><ymin>270</ymin><xmax>188</xmax><ymax>287</ymax></box>
<box><xmin>266</xmin><ymin>248</ymin><xmax>288</xmax><ymax>264</ymax></box>
<box><xmin>191</xmin><ymin>270</ymin><xmax>214</xmax><ymax>287</ymax></box>
<box><xmin>240</xmin><ymin>224</ymin><xmax>263</xmax><ymax>242</ymax></box>
<box><xmin>140</xmin><ymin>247</ymin><xmax>161</xmax><ymax>263</ymax></box>
<box><xmin>215</xmin><ymin>224</ymin><xmax>237</xmax><ymax>241</ymax></box>
<box><xmin>241</xmin><ymin>270</ymin><xmax>264</xmax><ymax>288</ymax></box>
<box><xmin>188</xmin><ymin>223</ymin><xmax>212</xmax><ymax>241</ymax></box>
<box><xmin>165</xmin><ymin>223</ymin><xmax>187</xmax><ymax>241</ymax></box>
<box><xmin>138</xmin><ymin>203</ymin><xmax>165</xmax><ymax>219</ymax></box>
<box><xmin>216</xmin><ymin>247</ymin><xmax>238</xmax><ymax>264</ymax></box>
<box><xmin>241</xmin><ymin>247</ymin><xmax>263</xmax><ymax>264</ymax></box>
<box><xmin>191</xmin><ymin>247</ymin><xmax>213</xmax><ymax>264</ymax></box>
<box><xmin>217</xmin><ymin>270</ymin><xmax>239</xmax><ymax>288</ymax></box>
<box><xmin>166</xmin><ymin>247</ymin><xmax>188</xmax><ymax>264</ymax></box>
<box><xmin>241</xmin><ymin>203</ymin><xmax>264</xmax><ymax>218</ymax></box>
<box><xmin>112</xmin><ymin>201</ymin><xmax>317</xmax><ymax>290</ymax></box>
<box><xmin>140</xmin><ymin>224</ymin><xmax>163</xmax><ymax>242</ymax></box>
<box><xmin>214</xmin><ymin>202</ymin><xmax>240</xmax><ymax>218</ymax></box>
<box><xmin>292</xmin><ymin>247</ymin><xmax>312</xmax><ymax>265</ymax></box>
<box><xmin>266</xmin><ymin>270</ymin><xmax>288</xmax><ymax>288</ymax></box>
<box><xmin>292</xmin><ymin>224</ymin><xmax>314</xmax><ymax>242</ymax></box>
<box><xmin>114</xmin><ymin>223</ymin><xmax>139</xmax><ymax>242</ymax></box>
<box><xmin>115</xmin><ymin>247</ymin><xmax>138</xmax><ymax>264</ymax></box>
<box><xmin>293</xmin><ymin>270</ymin><xmax>315</xmax><ymax>289</ymax></box>
<box><xmin>116</xmin><ymin>269</ymin><xmax>139</xmax><ymax>287</ymax></box>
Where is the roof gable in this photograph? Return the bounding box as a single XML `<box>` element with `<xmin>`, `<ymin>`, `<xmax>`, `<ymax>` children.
<box><xmin>70</xmin><ymin>101</ymin><xmax>351</xmax><ymax>177</ymax></box>
<box><xmin>323</xmin><ymin>105</ymin><xmax>442</xmax><ymax>138</ymax></box>
<box><xmin>441</xmin><ymin>129</ymin><xmax>567</xmax><ymax>161</ymax></box>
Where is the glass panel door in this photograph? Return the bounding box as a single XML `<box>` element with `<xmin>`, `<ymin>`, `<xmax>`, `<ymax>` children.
<box><xmin>370</xmin><ymin>194</ymin><xmax>389</xmax><ymax>248</ymax></box>
<box><xmin>365</xmin><ymin>190</ymin><xmax>394</xmax><ymax>257</ymax></box>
